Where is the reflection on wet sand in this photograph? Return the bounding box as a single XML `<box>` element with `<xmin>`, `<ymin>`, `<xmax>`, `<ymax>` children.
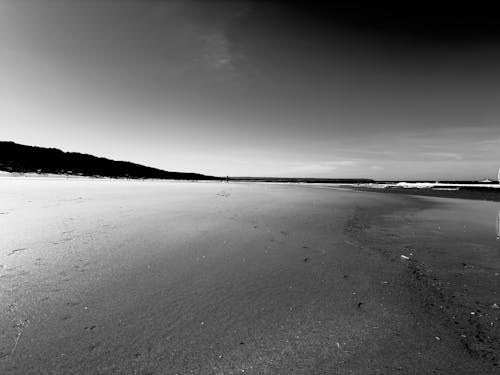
<box><xmin>497</xmin><ymin>209</ymin><xmax>500</xmax><ymax>239</ymax></box>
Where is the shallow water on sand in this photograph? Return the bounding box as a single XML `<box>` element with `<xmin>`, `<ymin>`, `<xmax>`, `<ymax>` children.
<box><xmin>352</xmin><ymin>194</ymin><xmax>500</xmax><ymax>369</ymax></box>
<box><xmin>407</xmin><ymin>197</ymin><xmax>500</xmax><ymax>268</ymax></box>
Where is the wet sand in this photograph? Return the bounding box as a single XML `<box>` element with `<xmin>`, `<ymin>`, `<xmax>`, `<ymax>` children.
<box><xmin>350</xmin><ymin>185</ymin><xmax>500</xmax><ymax>202</ymax></box>
<box><xmin>1</xmin><ymin>179</ymin><xmax>499</xmax><ymax>374</ymax></box>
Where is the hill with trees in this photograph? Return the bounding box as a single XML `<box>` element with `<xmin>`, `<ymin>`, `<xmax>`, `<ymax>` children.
<box><xmin>0</xmin><ymin>141</ymin><xmax>220</xmax><ymax>180</ymax></box>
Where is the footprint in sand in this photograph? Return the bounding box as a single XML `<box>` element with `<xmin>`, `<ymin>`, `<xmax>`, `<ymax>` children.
<box><xmin>0</xmin><ymin>267</ymin><xmax>29</xmax><ymax>280</ymax></box>
<box><xmin>73</xmin><ymin>264</ymin><xmax>88</xmax><ymax>273</ymax></box>
<box><xmin>88</xmin><ymin>342</ymin><xmax>101</xmax><ymax>351</ymax></box>
<box><xmin>7</xmin><ymin>248</ymin><xmax>28</xmax><ymax>256</ymax></box>
<box><xmin>300</xmin><ymin>246</ymin><xmax>327</xmax><ymax>264</ymax></box>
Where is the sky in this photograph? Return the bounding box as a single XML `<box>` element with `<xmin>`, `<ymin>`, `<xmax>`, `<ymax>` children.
<box><xmin>1</xmin><ymin>1</ymin><xmax>500</xmax><ymax>180</ymax></box>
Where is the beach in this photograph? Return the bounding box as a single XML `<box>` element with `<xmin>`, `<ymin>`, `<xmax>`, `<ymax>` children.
<box><xmin>1</xmin><ymin>178</ymin><xmax>499</xmax><ymax>374</ymax></box>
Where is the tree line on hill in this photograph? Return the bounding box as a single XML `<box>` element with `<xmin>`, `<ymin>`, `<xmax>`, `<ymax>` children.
<box><xmin>0</xmin><ymin>141</ymin><xmax>220</xmax><ymax>180</ymax></box>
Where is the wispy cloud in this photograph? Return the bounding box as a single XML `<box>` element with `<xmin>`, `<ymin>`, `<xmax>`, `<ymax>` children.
<box><xmin>475</xmin><ymin>137</ymin><xmax>500</xmax><ymax>150</ymax></box>
<box><xmin>200</xmin><ymin>32</ymin><xmax>241</xmax><ymax>73</ymax></box>
<box><xmin>287</xmin><ymin>160</ymin><xmax>360</xmax><ymax>173</ymax></box>
<box><xmin>196</xmin><ymin>2</ymin><xmax>251</xmax><ymax>76</ymax></box>
<box><xmin>422</xmin><ymin>152</ymin><xmax>463</xmax><ymax>161</ymax></box>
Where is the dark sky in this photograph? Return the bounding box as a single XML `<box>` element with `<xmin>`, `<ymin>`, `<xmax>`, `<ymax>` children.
<box><xmin>1</xmin><ymin>1</ymin><xmax>500</xmax><ymax>179</ymax></box>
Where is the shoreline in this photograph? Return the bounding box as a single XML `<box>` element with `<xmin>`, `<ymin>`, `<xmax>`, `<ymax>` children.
<box><xmin>2</xmin><ymin>174</ymin><xmax>499</xmax><ymax>202</ymax></box>
<box><xmin>345</xmin><ymin>185</ymin><xmax>500</xmax><ymax>202</ymax></box>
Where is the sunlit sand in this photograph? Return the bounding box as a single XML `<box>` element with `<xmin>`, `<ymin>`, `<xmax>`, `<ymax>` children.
<box><xmin>1</xmin><ymin>178</ymin><xmax>500</xmax><ymax>374</ymax></box>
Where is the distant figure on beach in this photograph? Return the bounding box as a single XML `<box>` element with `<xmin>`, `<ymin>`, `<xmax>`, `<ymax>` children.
<box><xmin>226</xmin><ymin>176</ymin><xmax>229</xmax><ymax>183</ymax></box>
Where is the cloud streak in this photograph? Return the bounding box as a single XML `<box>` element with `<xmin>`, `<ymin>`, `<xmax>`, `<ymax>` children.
<box><xmin>200</xmin><ymin>32</ymin><xmax>240</xmax><ymax>73</ymax></box>
<box><xmin>287</xmin><ymin>160</ymin><xmax>361</xmax><ymax>174</ymax></box>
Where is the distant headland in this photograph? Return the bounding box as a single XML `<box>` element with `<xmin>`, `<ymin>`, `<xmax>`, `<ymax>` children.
<box><xmin>0</xmin><ymin>141</ymin><xmax>220</xmax><ymax>180</ymax></box>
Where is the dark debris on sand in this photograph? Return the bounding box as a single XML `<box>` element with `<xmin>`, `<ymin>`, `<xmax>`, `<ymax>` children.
<box><xmin>344</xmin><ymin>203</ymin><xmax>500</xmax><ymax>369</ymax></box>
<box><xmin>404</xmin><ymin>259</ymin><xmax>500</xmax><ymax>367</ymax></box>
